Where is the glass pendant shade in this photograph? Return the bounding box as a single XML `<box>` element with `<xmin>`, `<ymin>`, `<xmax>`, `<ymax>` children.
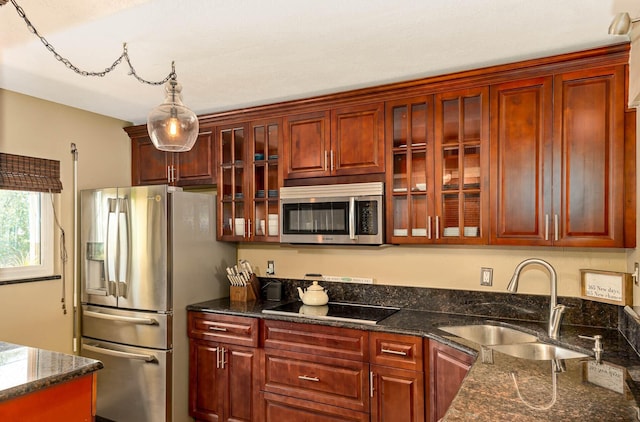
<box><xmin>147</xmin><ymin>79</ymin><xmax>199</xmax><ymax>152</ymax></box>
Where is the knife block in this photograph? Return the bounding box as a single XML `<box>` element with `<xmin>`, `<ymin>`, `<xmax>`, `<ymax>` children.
<box><xmin>230</xmin><ymin>274</ymin><xmax>259</xmax><ymax>302</ymax></box>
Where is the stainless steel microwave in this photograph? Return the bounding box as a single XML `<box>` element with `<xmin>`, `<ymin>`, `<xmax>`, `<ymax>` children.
<box><xmin>280</xmin><ymin>182</ymin><xmax>384</xmax><ymax>245</ymax></box>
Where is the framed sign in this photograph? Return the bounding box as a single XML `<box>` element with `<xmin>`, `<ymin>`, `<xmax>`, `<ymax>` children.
<box><xmin>580</xmin><ymin>269</ymin><xmax>633</xmax><ymax>306</ymax></box>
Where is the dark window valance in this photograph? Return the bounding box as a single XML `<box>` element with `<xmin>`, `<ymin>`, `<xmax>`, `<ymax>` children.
<box><xmin>0</xmin><ymin>153</ymin><xmax>63</xmax><ymax>193</ymax></box>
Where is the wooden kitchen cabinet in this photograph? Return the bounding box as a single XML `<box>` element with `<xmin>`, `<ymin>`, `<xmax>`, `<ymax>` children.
<box><xmin>426</xmin><ymin>340</ymin><xmax>474</xmax><ymax>422</ymax></box>
<box><xmin>188</xmin><ymin>312</ymin><xmax>261</xmax><ymax>422</ymax></box>
<box><xmin>491</xmin><ymin>66</ymin><xmax>628</xmax><ymax>247</ymax></box>
<box><xmin>129</xmin><ymin>128</ymin><xmax>216</xmax><ymax>187</ymax></box>
<box><xmin>283</xmin><ymin>102</ymin><xmax>385</xmax><ymax>180</ymax></box>
<box><xmin>262</xmin><ymin>319</ymin><xmax>370</xmax><ymax>419</ymax></box>
<box><xmin>387</xmin><ymin>88</ymin><xmax>489</xmax><ymax>245</ymax></box>
<box><xmin>218</xmin><ymin>120</ymin><xmax>282</xmax><ymax>242</ymax></box>
<box><xmin>369</xmin><ymin>332</ymin><xmax>425</xmax><ymax>422</ymax></box>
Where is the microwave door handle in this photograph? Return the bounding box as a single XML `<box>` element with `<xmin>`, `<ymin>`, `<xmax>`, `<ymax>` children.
<box><xmin>82</xmin><ymin>343</ymin><xmax>157</xmax><ymax>363</ymax></box>
<box><xmin>349</xmin><ymin>197</ymin><xmax>357</xmax><ymax>240</ymax></box>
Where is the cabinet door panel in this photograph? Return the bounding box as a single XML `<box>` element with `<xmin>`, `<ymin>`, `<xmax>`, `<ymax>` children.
<box><xmin>434</xmin><ymin>88</ymin><xmax>489</xmax><ymax>244</ymax></box>
<box><xmin>553</xmin><ymin>67</ymin><xmax>625</xmax><ymax>247</ymax></box>
<box><xmin>283</xmin><ymin>111</ymin><xmax>331</xmax><ymax>179</ymax></box>
<box><xmin>226</xmin><ymin>346</ymin><xmax>260</xmax><ymax>422</ymax></box>
<box><xmin>332</xmin><ymin>103</ymin><xmax>385</xmax><ymax>176</ymax></box>
<box><xmin>371</xmin><ymin>365</ymin><xmax>424</xmax><ymax>422</ymax></box>
<box><xmin>189</xmin><ymin>340</ymin><xmax>222</xmax><ymax>421</ymax></box>
<box><xmin>131</xmin><ymin>137</ymin><xmax>170</xmax><ymax>185</ymax></box>
<box><xmin>427</xmin><ymin>340</ymin><xmax>474</xmax><ymax>422</ymax></box>
<box><xmin>175</xmin><ymin>129</ymin><xmax>215</xmax><ymax>186</ymax></box>
<box><xmin>490</xmin><ymin>77</ymin><xmax>553</xmax><ymax>245</ymax></box>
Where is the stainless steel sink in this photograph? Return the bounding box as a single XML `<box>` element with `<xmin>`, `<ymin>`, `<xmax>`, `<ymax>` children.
<box><xmin>489</xmin><ymin>342</ymin><xmax>589</xmax><ymax>360</ymax></box>
<box><xmin>439</xmin><ymin>324</ymin><xmax>538</xmax><ymax>345</ymax></box>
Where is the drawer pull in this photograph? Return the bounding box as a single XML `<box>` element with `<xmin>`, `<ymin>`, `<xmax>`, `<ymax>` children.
<box><xmin>298</xmin><ymin>375</ymin><xmax>320</xmax><ymax>382</ymax></box>
<box><xmin>381</xmin><ymin>348</ymin><xmax>408</xmax><ymax>356</ymax></box>
<box><xmin>208</xmin><ymin>325</ymin><xmax>228</xmax><ymax>332</ymax></box>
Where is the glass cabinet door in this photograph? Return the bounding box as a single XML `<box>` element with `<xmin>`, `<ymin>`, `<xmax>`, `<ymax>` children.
<box><xmin>219</xmin><ymin>124</ymin><xmax>248</xmax><ymax>239</ymax></box>
<box><xmin>387</xmin><ymin>96</ymin><xmax>434</xmax><ymax>242</ymax></box>
<box><xmin>251</xmin><ymin>120</ymin><xmax>281</xmax><ymax>241</ymax></box>
<box><xmin>434</xmin><ymin>88</ymin><xmax>488</xmax><ymax>243</ymax></box>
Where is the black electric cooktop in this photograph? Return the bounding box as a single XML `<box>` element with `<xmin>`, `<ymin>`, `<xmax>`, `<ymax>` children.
<box><xmin>262</xmin><ymin>302</ymin><xmax>399</xmax><ymax>325</ymax></box>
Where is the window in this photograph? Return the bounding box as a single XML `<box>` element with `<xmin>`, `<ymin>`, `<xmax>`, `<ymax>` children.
<box><xmin>0</xmin><ymin>190</ymin><xmax>54</xmax><ymax>281</ymax></box>
<box><xmin>0</xmin><ymin>152</ymin><xmax>61</xmax><ymax>282</ymax></box>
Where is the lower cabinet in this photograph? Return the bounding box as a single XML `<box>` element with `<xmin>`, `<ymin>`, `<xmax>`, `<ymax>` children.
<box><xmin>369</xmin><ymin>331</ymin><xmax>425</xmax><ymax>422</ymax></box>
<box><xmin>426</xmin><ymin>339</ymin><xmax>474</xmax><ymax>422</ymax></box>
<box><xmin>188</xmin><ymin>312</ymin><xmax>260</xmax><ymax>422</ymax></box>
<box><xmin>188</xmin><ymin>312</ymin><xmax>474</xmax><ymax>422</ymax></box>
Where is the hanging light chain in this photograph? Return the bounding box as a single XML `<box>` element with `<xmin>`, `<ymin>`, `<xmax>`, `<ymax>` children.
<box><xmin>8</xmin><ymin>0</ymin><xmax>176</xmax><ymax>85</ymax></box>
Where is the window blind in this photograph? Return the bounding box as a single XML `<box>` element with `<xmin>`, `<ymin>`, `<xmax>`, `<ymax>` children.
<box><xmin>0</xmin><ymin>152</ymin><xmax>63</xmax><ymax>193</ymax></box>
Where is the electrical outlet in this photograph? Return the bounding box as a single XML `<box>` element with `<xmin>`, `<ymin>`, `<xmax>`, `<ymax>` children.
<box><xmin>266</xmin><ymin>260</ymin><xmax>275</xmax><ymax>275</ymax></box>
<box><xmin>480</xmin><ymin>267</ymin><xmax>493</xmax><ymax>286</ymax></box>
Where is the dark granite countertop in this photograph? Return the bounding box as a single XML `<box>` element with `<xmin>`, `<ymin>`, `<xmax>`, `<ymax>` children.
<box><xmin>188</xmin><ymin>296</ymin><xmax>640</xmax><ymax>420</ymax></box>
<box><xmin>0</xmin><ymin>341</ymin><xmax>103</xmax><ymax>402</ymax></box>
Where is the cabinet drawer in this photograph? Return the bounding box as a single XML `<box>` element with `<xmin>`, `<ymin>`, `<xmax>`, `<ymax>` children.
<box><xmin>262</xmin><ymin>392</ymin><xmax>369</xmax><ymax>422</ymax></box>
<box><xmin>264</xmin><ymin>349</ymin><xmax>369</xmax><ymax>413</ymax></box>
<box><xmin>369</xmin><ymin>332</ymin><xmax>423</xmax><ymax>371</ymax></box>
<box><xmin>262</xmin><ymin>319</ymin><xmax>368</xmax><ymax>361</ymax></box>
<box><xmin>188</xmin><ymin>312</ymin><xmax>258</xmax><ymax>347</ymax></box>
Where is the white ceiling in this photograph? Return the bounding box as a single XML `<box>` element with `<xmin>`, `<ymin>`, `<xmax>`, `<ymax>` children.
<box><xmin>0</xmin><ymin>0</ymin><xmax>638</xmax><ymax>125</ymax></box>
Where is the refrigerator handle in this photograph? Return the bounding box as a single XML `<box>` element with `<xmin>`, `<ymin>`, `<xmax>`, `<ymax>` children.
<box><xmin>116</xmin><ymin>197</ymin><xmax>131</xmax><ymax>298</ymax></box>
<box><xmin>83</xmin><ymin>343</ymin><xmax>157</xmax><ymax>363</ymax></box>
<box><xmin>105</xmin><ymin>199</ymin><xmax>118</xmax><ymax>297</ymax></box>
<box><xmin>83</xmin><ymin>310</ymin><xmax>158</xmax><ymax>325</ymax></box>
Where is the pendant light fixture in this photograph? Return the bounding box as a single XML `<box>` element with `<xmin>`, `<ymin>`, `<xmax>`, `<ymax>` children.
<box><xmin>3</xmin><ymin>0</ymin><xmax>199</xmax><ymax>152</ymax></box>
<box><xmin>147</xmin><ymin>66</ymin><xmax>199</xmax><ymax>152</ymax></box>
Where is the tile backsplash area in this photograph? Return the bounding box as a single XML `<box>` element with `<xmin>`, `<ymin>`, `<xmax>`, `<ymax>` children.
<box><xmin>619</xmin><ymin>306</ymin><xmax>640</xmax><ymax>356</ymax></box>
<box><xmin>259</xmin><ymin>277</ymin><xmax>620</xmax><ymax>329</ymax></box>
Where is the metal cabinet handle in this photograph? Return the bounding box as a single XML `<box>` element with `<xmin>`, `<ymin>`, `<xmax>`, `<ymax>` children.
<box><xmin>435</xmin><ymin>216</ymin><xmax>440</xmax><ymax>240</ymax></box>
<box><xmin>330</xmin><ymin>150</ymin><xmax>334</xmax><ymax>171</ymax></box>
<box><xmin>370</xmin><ymin>371</ymin><xmax>375</xmax><ymax>398</ymax></box>
<box><xmin>298</xmin><ymin>375</ymin><xmax>320</xmax><ymax>382</ymax></box>
<box><xmin>247</xmin><ymin>219</ymin><xmax>251</xmax><ymax>238</ymax></box>
<box><xmin>545</xmin><ymin>214</ymin><xmax>549</xmax><ymax>241</ymax></box>
<box><xmin>427</xmin><ymin>216</ymin><xmax>432</xmax><ymax>239</ymax></box>
<box><xmin>554</xmin><ymin>214</ymin><xmax>559</xmax><ymax>242</ymax></box>
<box><xmin>324</xmin><ymin>150</ymin><xmax>328</xmax><ymax>171</ymax></box>
<box><xmin>207</xmin><ymin>325</ymin><xmax>227</xmax><ymax>332</ymax></box>
<box><xmin>220</xmin><ymin>347</ymin><xmax>227</xmax><ymax>369</ymax></box>
<box><xmin>381</xmin><ymin>348</ymin><xmax>408</xmax><ymax>356</ymax></box>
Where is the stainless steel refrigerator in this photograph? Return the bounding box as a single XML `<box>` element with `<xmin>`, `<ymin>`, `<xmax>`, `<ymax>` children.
<box><xmin>79</xmin><ymin>185</ymin><xmax>236</xmax><ymax>422</ymax></box>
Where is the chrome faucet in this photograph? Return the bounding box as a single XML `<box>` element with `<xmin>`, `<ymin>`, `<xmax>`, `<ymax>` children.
<box><xmin>507</xmin><ymin>258</ymin><xmax>566</xmax><ymax>339</ymax></box>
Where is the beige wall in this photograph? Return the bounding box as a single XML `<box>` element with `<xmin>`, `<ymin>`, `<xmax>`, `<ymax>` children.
<box><xmin>0</xmin><ymin>89</ymin><xmax>132</xmax><ymax>353</ymax></box>
<box><xmin>238</xmin><ymin>244</ymin><xmax>628</xmax><ymax>298</ymax></box>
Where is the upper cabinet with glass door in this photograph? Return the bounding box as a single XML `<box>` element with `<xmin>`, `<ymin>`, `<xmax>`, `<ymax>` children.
<box><xmin>218</xmin><ymin>123</ymin><xmax>249</xmax><ymax>241</ymax></box>
<box><xmin>433</xmin><ymin>88</ymin><xmax>489</xmax><ymax>243</ymax></box>
<box><xmin>386</xmin><ymin>96</ymin><xmax>435</xmax><ymax>243</ymax></box>
<box><xmin>217</xmin><ymin>119</ymin><xmax>282</xmax><ymax>242</ymax></box>
<box><xmin>251</xmin><ymin>120</ymin><xmax>281</xmax><ymax>242</ymax></box>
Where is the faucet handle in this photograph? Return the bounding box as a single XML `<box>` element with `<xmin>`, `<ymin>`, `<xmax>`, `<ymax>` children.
<box><xmin>578</xmin><ymin>334</ymin><xmax>604</xmax><ymax>352</ymax></box>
